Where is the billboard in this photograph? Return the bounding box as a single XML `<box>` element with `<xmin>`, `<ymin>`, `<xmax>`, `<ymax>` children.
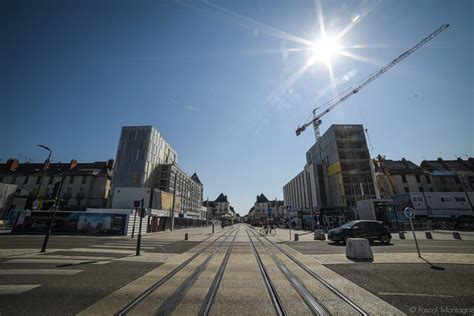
<box><xmin>13</xmin><ymin>211</ymin><xmax>127</xmax><ymax>235</ymax></box>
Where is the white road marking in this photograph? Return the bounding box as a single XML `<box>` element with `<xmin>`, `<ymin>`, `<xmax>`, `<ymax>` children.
<box><xmin>68</xmin><ymin>248</ymin><xmax>134</xmax><ymax>254</ymax></box>
<box><xmin>90</xmin><ymin>245</ymin><xmax>155</xmax><ymax>250</ymax></box>
<box><xmin>0</xmin><ymin>285</ymin><xmax>41</xmax><ymax>294</ymax></box>
<box><xmin>379</xmin><ymin>292</ymin><xmax>455</xmax><ymax>298</ymax></box>
<box><xmin>0</xmin><ymin>269</ymin><xmax>83</xmax><ymax>275</ymax></box>
<box><xmin>4</xmin><ymin>259</ymin><xmax>109</xmax><ymax>265</ymax></box>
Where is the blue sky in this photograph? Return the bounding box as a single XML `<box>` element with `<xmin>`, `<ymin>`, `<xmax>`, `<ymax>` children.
<box><xmin>1</xmin><ymin>0</ymin><xmax>473</xmax><ymax>215</ymax></box>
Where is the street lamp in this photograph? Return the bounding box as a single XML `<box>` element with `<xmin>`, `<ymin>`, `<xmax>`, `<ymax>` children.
<box><xmin>34</xmin><ymin>145</ymin><xmax>52</xmax><ymax>207</ymax></box>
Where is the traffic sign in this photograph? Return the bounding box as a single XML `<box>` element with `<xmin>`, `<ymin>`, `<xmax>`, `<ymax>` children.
<box><xmin>404</xmin><ymin>207</ymin><xmax>415</xmax><ymax>219</ymax></box>
<box><xmin>286</xmin><ymin>205</ymin><xmax>292</xmax><ymax>211</ymax></box>
<box><xmin>133</xmin><ymin>200</ymin><xmax>140</xmax><ymax>208</ymax></box>
<box><xmin>267</xmin><ymin>207</ymin><xmax>272</xmax><ymax>214</ymax></box>
<box><xmin>32</xmin><ymin>199</ymin><xmax>39</xmax><ymax>210</ymax></box>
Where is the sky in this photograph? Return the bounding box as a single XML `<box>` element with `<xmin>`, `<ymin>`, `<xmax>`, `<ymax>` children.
<box><xmin>1</xmin><ymin>0</ymin><xmax>473</xmax><ymax>215</ymax></box>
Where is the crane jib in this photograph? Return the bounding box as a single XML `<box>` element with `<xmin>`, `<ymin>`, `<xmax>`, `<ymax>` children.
<box><xmin>296</xmin><ymin>23</ymin><xmax>450</xmax><ymax>138</ymax></box>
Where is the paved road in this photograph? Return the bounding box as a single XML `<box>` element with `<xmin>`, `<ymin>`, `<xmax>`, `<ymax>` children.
<box><xmin>0</xmin><ymin>225</ymin><xmax>472</xmax><ymax>315</ymax></box>
<box><xmin>327</xmin><ymin>263</ymin><xmax>474</xmax><ymax>315</ymax></box>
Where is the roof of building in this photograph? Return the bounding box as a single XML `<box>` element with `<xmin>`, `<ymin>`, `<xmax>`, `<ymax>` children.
<box><xmin>373</xmin><ymin>156</ymin><xmax>425</xmax><ymax>175</ymax></box>
<box><xmin>0</xmin><ymin>159</ymin><xmax>113</xmax><ymax>177</ymax></box>
<box><xmin>191</xmin><ymin>173</ymin><xmax>203</xmax><ymax>186</ymax></box>
<box><xmin>256</xmin><ymin>193</ymin><xmax>269</xmax><ymax>203</ymax></box>
<box><xmin>421</xmin><ymin>158</ymin><xmax>474</xmax><ymax>173</ymax></box>
<box><xmin>214</xmin><ymin>193</ymin><xmax>228</xmax><ymax>203</ymax></box>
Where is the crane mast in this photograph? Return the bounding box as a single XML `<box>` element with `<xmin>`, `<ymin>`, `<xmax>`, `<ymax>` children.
<box><xmin>296</xmin><ymin>23</ymin><xmax>449</xmax><ymax>140</ymax></box>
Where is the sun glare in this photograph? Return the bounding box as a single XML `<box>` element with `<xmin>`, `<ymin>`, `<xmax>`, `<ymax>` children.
<box><xmin>310</xmin><ymin>36</ymin><xmax>342</xmax><ymax>64</ymax></box>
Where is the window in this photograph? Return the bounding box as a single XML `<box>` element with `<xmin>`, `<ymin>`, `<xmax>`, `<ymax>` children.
<box><xmin>429</xmin><ymin>188</ymin><xmax>434</xmax><ymax>192</ymax></box>
<box><xmin>23</xmin><ymin>177</ymin><xmax>29</xmax><ymax>184</ymax></box>
<box><xmin>415</xmin><ymin>175</ymin><xmax>420</xmax><ymax>183</ymax></box>
<box><xmin>418</xmin><ymin>187</ymin><xmax>423</xmax><ymax>192</ymax></box>
<box><xmin>455</xmin><ymin>177</ymin><xmax>461</xmax><ymax>184</ymax></box>
<box><xmin>48</xmin><ymin>177</ymin><xmax>53</xmax><ymax>184</ymax></box>
<box><xmin>65</xmin><ymin>188</ymin><xmax>72</xmax><ymax>196</ymax></box>
<box><xmin>0</xmin><ymin>176</ymin><xmax>3</xmax><ymax>182</ymax></box>
<box><xmin>404</xmin><ymin>187</ymin><xmax>409</xmax><ymax>193</ymax></box>
<box><xmin>81</xmin><ymin>176</ymin><xmax>86</xmax><ymax>184</ymax></box>
<box><xmin>426</xmin><ymin>175</ymin><xmax>431</xmax><ymax>184</ymax></box>
<box><xmin>401</xmin><ymin>175</ymin><xmax>407</xmax><ymax>183</ymax></box>
<box><xmin>36</xmin><ymin>177</ymin><xmax>41</xmax><ymax>184</ymax></box>
<box><xmin>455</xmin><ymin>196</ymin><xmax>466</xmax><ymax>202</ymax></box>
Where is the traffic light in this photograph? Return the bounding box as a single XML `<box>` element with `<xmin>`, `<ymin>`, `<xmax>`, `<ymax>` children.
<box><xmin>133</xmin><ymin>200</ymin><xmax>140</xmax><ymax>208</ymax></box>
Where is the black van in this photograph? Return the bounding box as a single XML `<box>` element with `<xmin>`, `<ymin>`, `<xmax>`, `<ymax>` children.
<box><xmin>327</xmin><ymin>220</ymin><xmax>392</xmax><ymax>244</ymax></box>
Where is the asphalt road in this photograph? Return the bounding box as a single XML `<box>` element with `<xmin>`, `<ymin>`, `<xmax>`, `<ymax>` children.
<box><xmin>0</xmin><ymin>260</ymin><xmax>161</xmax><ymax>316</ymax></box>
<box><xmin>326</xmin><ymin>263</ymin><xmax>474</xmax><ymax>315</ymax></box>
<box><xmin>0</xmin><ymin>235</ymin><xmax>200</xmax><ymax>254</ymax></box>
<box><xmin>0</xmin><ymin>234</ymin><xmax>202</xmax><ymax>316</ymax></box>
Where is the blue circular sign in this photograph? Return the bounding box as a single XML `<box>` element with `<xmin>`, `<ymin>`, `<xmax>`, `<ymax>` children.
<box><xmin>404</xmin><ymin>207</ymin><xmax>415</xmax><ymax>219</ymax></box>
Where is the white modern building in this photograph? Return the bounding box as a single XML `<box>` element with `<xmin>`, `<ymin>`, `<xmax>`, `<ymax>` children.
<box><xmin>112</xmin><ymin>126</ymin><xmax>178</xmax><ymax>189</ymax></box>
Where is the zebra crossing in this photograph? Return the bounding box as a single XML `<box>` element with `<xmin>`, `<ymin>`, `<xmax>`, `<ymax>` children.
<box><xmin>0</xmin><ymin>238</ymin><xmax>175</xmax><ymax>295</ymax></box>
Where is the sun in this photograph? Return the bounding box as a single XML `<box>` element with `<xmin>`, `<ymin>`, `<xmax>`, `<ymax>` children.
<box><xmin>309</xmin><ymin>36</ymin><xmax>342</xmax><ymax>65</ymax></box>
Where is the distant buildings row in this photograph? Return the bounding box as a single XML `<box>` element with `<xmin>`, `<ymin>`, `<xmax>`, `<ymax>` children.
<box><xmin>278</xmin><ymin>124</ymin><xmax>473</xmax><ymax>231</ymax></box>
<box><xmin>0</xmin><ymin>125</ymin><xmax>237</xmax><ymax>224</ymax></box>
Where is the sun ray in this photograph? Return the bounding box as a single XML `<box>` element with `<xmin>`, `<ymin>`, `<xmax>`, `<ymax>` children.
<box><xmin>176</xmin><ymin>0</ymin><xmax>315</xmax><ymax>47</ymax></box>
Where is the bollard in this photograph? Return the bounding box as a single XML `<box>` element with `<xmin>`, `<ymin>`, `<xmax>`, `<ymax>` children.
<box><xmin>294</xmin><ymin>234</ymin><xmax>299</xmax><ymax>241</ymax></box>
<box><xmin>453</xmin><ymin>232</ymin><xmax>461</xmax><ymax>240</ymax></box>
<box><xmin>425</xmin><ymin>231</ymin><xmax>433</xmax><ymax>239</ymax></box>
<box><xmin>185</xmin><ymin>233</ymin><xmax>189</xmax><ymax>241</ymax></box>
<box><xmin>399</xmin><ymin>232</ymin><xmax>406</xmax><ymax>239</ymax></box>
<box><xmin>212</xmin><ymin>223</ymin><xmax>215</xmax><ymax>234</ymax></box>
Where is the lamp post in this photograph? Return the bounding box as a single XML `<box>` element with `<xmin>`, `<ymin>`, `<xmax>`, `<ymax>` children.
<box><xmin>34</xmin><ymin>145</ymin><xmax>52</xmax><ymax>209</ymax></box>
<box><xmin>41</xmin><ymin>175</ymin><xmax>64</xmax><ymax>253</ymax></box>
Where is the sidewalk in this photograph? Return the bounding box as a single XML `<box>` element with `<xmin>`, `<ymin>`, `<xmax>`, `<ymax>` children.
<box><xmin>142</xmin><ymin>225</ymin><xmax>230</xmax><ymax>242</ymax></box>
<box><xmin>267</xmin><ymin>228</ymin><xmax>474</xmax><ymax>242</ymax></box>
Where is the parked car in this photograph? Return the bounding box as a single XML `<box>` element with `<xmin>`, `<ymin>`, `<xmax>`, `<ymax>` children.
<box><xmin>327</xmin><ymin>220</ymin><xmax>392</xmax><ymax>244</ymax></box>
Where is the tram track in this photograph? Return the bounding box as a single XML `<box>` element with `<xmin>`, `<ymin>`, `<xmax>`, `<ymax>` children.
<box><xmin>115</xmin><ymin>226</ymin><xmax>239</xmax><ymax>316</ymax></box>
<box><xmin>248</xmin><ymin>225</ymin><xmax>368</xmax><ymax>316</ymax></box>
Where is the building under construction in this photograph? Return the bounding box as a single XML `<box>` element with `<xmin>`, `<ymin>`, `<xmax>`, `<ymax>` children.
<box><xmin>283</xmin><ymin>124</ymin><xmax>377</xmax><ymax>230</ymax></box>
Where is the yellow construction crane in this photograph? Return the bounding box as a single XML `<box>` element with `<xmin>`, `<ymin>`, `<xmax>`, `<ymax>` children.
<box><xmin>296</xmin><ymin>24</ymin><xmax>450</xmax><ymax>141</ymax></box>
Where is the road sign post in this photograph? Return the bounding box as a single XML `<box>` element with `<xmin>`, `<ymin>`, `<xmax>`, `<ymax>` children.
<box><xmin>136</xmin><ymin>199</ymin><xmax>145</xmax><ymax>256</ymax></box>
<box><xmin>404</xmin><ymin>207</ymin><xmax>421</xmax><ymax>258</ymax></box>
<box><xmin>287</xmin><ymin>205</ymin><xmax>292</xmax><ymax>240</ymax></box>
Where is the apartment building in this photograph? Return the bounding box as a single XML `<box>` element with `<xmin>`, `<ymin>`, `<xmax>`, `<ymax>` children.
<box><xmin>155</xmin><ymin>164</ymin><xmax>203</xmax><ymax>219</ymax></box>
<box><xmin>0</xmin><ymin>158</ymin><xmax>113</xmax><ymax>213</ymax></box>
<box><xmin>421</xmin><ymin>158</ymin><xmax>474</xmax><ymax>192</ymax></box>
<box><xmin>373</xmin><ymin>155</ymin><xmax>435</xmax><ymax>197</ymax></box>
<box><xmin>203</xmin><ymin>193</ymin><xmax>236</xmax><ymax>220</ymax></box>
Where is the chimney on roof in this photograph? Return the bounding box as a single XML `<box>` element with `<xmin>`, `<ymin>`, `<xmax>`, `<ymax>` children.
<box><xmin>457</xmin><ymin>158</ymin><xmax>463</xmax><ymax>162</ymax></box>
<box><xmin>70</xmin><ymin>159</ymin><xmax>78</xmax><ymax>169</ymax></box>
<box><xmin>437</xmin><ymin>157</ymin><xmax>443</xmax><ymax>162</ymax></box>
<box><xmin>6</xmin><ymin>159</ymin><xmax>19</xmax><ymax>171</ymax></box>
<box><xmin>107</xmin><ymin>159</ymin><xmax>114</xmax><ymax>170</ymax></box>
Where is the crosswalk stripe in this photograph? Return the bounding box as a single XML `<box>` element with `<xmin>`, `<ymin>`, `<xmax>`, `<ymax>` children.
<box><xmin>0</xmin><ymin>269</ymin><xmax>83</xmax><ymax>275</ymax></box>
<box><xmin>68</xmin><ymin>248</ymin><xmax>134</xmax><ymax>254</ymax></box>
<box><xmin>104</xmin><ymin>241</ymin><xmax>171</xmax><ymax>246</ymax></box>
<box><xmin>90</xmin><ymin>245</ymin><xmax>155</xmax><ymax>250</ymax></box>
<box><xmin>4</xmin><ymin>259</ymin><xmax>110</xmax><ymax>265</ymax></box>
<box><xmin>0</xmin><ymin>285</ymin><xmax>41</xmax><ymax>294</ymax></box>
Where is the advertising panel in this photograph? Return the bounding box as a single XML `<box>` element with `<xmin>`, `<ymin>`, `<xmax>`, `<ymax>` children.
<box><xmin>13</xmin><ymin>211</ymin><xmax>127</xmax><ymax>235</ymax></box>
